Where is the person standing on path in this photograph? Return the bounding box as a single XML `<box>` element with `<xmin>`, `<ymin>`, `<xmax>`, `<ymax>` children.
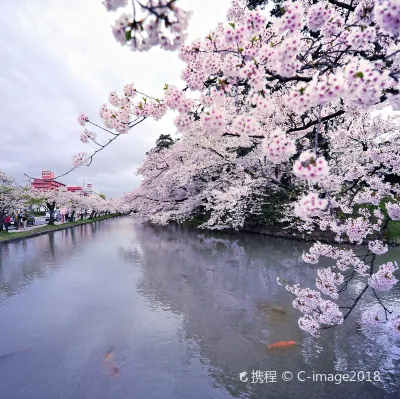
<box><xmin>3</xmin><ymin>215</ymin><xmax>11</xmax><ymax>232</ymax></box>
<box><xmin>15</xmin><ymin>213</ymin><xmax>20</xmax><ymax>230</ymax></box>
<box><xmin>22</xmin><ymin>213</ymin><xmax>28</xmax><ymax>230</ymax></box>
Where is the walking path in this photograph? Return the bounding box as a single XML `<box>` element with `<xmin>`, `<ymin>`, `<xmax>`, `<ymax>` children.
<box><xmin>7</xmin><ymin>219</ymin><xmax>63</xmax><ymax>233</ymax></box>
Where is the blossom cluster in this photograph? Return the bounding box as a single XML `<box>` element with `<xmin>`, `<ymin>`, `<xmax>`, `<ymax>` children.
<box><xmin>368</xmin><ymin>240</ymin><xmax>389</xmax><ymax>255</ymax></box>
<box><xmin>303</xmin><ymin>242</ymin><xmax>369</xmax><ymax>275</ymax></box>
<box><xmin>306</xmin><ymin>3</ymin><xmax>333</xmax><ymax>31</ymax></box>
<box><xmin>386</xmin><ymin>202</ymin><xmax>400</xmax><ymax>220</ymax></box>
<box><xmin>368</xmin><ymin>261</ymin><xmax>399</xmax><ymax>292</ymax></box>
<box><xmin>293</xmin><ymin>150</ymin><xmax>330</xmax><ymax>183</ymax></box>
<box><xmin>263</xmin><ymin>128</ymin><xmax>296</xmax><ymax>164</ymax></box>
<box><xmin>80</xmin><ymin>129</ymin><xmax>97</xmax><ymax>144</ymax></box>
<box><xmin>342</xmin><ymin>217</ymin><xmax>373</xmax><ymax>244</ymax></box>
<box><xmin>276</xmin><ymin>1</ymin><xmax>304</xmax><ymax>34</ymax></box>
<box><xmin>78</xmin><ymin>113</ymin><xmax>89</xmax><ymax>127</ymax></box>
<box><xmin>316</xmin><ymin>267</ymin><xmax>344</xmax><ymax>299</ymax></box>
<box><xmin>293</xmin><ymin>192</ymin><xmax>328</xmax><ymax>222</ymax></box>
<box><xmin>286</xmin><ymin>284</ymin><xmax>343</xmax><ymax>336</ymax></box>
<box><xmin>201</xmin><ymin>109</ymin><xmax>228</xmax><ymax>134</ymax></box>
<box><xmin>374</xmin><ymin>0</ymin><xmax>400</xmax><ymax>35</ymax></box>
<box><xmin>72</xmin><ymin>152</ymin><xmax>89</xmax><ymax>168</ymax></box>
<box><xmin>106</xmin><ymin>0</ymin><xmax>192</xmax><ymax>52</ymax></box>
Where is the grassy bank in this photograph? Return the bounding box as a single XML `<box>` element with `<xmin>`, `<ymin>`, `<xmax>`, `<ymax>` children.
<box><xmin>383</xmin><ymin>220</ymin><xmax>400</xmax><ymax>244</ymax></box>
<box><xmin>0</xmin><ymin>214</ymin><xmax>121</xmax><ymax>243</ymax></box>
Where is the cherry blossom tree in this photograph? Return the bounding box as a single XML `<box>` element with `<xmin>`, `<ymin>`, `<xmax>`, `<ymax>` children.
<box><xmin>31</xmin><ymin>187</ymin><xmax>75</xmax><ymax>225</ymax></box>
<box><xmin>0</xmin><ymin>171</ymin><xmax>32</xmax><ymax>230</ymax></box>
<box><xmin>102</xmin><ymin>0</ymin><xmax>192</xmax><ymax>52</ymax></box>
<box><xmin>71</xmin><ymin>0</ymin><xmax>400</xmax><ymax>337</ymax></box>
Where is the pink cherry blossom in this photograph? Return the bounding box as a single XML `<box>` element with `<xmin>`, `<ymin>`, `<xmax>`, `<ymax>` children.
<box><xmin>368</xmin><ymin>240</ymin><xmax>389</xmax><ymax>255</ymax></box>
<box><xmin>78</xmin><ymin>113</ymin><xmax>89</xmax><ymax>126</ymax></box>
<box><xmin>368</xmin><ymin>261</ymin><xmax>399</xmax><ymax>291</ymax></box>
<box><xmin>294</xmin><ymin>192</ymin><xmax>328</xmax><ymax>221</ymax></box>
<box><xmin>293</xmin><ymin>150</ymin><xmax>330</xmax><ymax>183</ymax></box>
<box><xmin>263</xmin><ymin>128</ymin><xmax>296</xmax><ymax>164</ymax></box>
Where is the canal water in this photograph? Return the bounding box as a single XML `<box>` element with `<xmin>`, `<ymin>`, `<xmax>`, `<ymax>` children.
<box><xmin>0</xmin><ymin>217</ymin><xmax>399</xmax><ymax>399</ymax></box>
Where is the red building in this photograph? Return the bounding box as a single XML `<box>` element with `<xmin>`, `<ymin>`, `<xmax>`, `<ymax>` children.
<box><xmin>31</xmin><ymin>171</ymin><xmax>66</xmax><ymax>190</ymax></box>
<box><xmin>66</xmin><ymin>186</ymin><xmax>92</xmax><ymax>197</ymax></box>
<box><xmin>67</xmin><ymin>186</ymin><xmax>83</xmax><ymax>193</ymax></box>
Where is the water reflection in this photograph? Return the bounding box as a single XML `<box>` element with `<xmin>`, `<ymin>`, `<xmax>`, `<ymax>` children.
<box><xmin>0</xmin><ymin>217</ymin><xmax>398</xmax><ymax>399</ymax></box>
<box><xmin>124</xmin><ymin>223</ymin><xmax>400</xmax><ymax>399</ymax></box>
<box><xmin>0</xmin><ymin>225</ymin><xmax>96</xmax><ymax>301</ymax></box>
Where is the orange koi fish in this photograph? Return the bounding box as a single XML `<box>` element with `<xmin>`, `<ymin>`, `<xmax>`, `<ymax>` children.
<box><xmin>103</xmin><ymin>347</ymin><xmax>115</xmax><ymax>361</ymax></box>
<box><xmin>267</xmin><ymin>341</ymin><xmax>296</xmax><ymax>349</ymax></box>
<box><xmin>103</xmin><ymin>348</ymin><xmax>120</xmax><ymax>377</ymax></box>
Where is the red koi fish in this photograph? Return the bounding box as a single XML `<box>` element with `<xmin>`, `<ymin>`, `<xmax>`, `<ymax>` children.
<box><xmin>267</xmin><ymin>341</ymin><xmax>296</xmax><ymax>349</ymax></box>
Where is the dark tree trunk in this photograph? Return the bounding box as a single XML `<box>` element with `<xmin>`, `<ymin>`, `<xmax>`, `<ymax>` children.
<box><xmin>47</xmin><ymin>202</ymin><xmax>56</xmax><ymax>225</ymax></box>
<box><xmin>90</xmin><ymin>210</ymin><xmax>95</xmax><ymax>219</ymax></box>
<box><xmin>0</xmin><ymin>209</ymin><xmax>5</xmax><ymax>231</ymax></box>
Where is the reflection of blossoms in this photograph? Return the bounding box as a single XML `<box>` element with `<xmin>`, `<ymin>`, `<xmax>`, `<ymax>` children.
<box><xmin>388</xmin><ymin>313</ymin><xmax>400</xmax><ymax>335</ymax></box>
<box><xmin>362</xmin><ymin>310</ymin><xmax>383</xmax><ymax>326</ymax></box>
<box><xmin>368</xmin><ymin>262</ymin><xmax>399</xmax><ymax>292</ymax></box>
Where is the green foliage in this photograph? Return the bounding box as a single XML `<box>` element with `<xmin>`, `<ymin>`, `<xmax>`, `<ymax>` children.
<box><xmin>147</xmin><ymin>134</ymin><xmax>177</xmax><ymax>155</ymax></box>
<box><xmin>245</xmin><ymin>189</ymin><xmax>291</xmax><ymax>228</ymax></box>
<box><xmin>181</xmin><ymin>206</ymin><xmax>212</xmax><ymax>227</ymax></box>
<box><xmin>384</xmin><ymin>221</ymin><xmax>400</xmax><ymax>242</ymax></box>
<box><xmin>99</xmin><ymin>193</ymin><xmax>106</xmax><ymax>200</ymax></box>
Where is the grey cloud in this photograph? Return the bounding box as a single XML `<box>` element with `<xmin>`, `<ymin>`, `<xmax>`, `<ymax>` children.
<box><xmin>0</xmin><ymin>0</ymin><xmax>231</xmax><ymax>197</ymax></box>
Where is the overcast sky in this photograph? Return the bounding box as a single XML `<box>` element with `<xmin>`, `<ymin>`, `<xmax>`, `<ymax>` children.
<box><xmin>0</xmin><ymin>0</ymin><xmax>232</xmax><ymax>197</ymax></box>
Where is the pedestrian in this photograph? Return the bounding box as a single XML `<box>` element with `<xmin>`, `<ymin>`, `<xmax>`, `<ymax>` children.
<box><xmin>22</xmin><ymin>213</ymin><xmax>28</xmax><ymax>230</ymax></box>
<box><xmin>15</xmin><ymin>213</ymin><xmax>20</xmax><ymax>230</ymax></box>
<box><xmin>3</xmin><ymin>214</ymin><xmax>11</xmax><ymax>232</ymax></box>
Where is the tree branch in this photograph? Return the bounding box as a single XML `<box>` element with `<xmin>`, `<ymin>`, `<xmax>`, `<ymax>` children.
<box><xmin>286</xmin><ymin>110</ymin><xmax>345</xmax><ymax>133</ymax></box>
